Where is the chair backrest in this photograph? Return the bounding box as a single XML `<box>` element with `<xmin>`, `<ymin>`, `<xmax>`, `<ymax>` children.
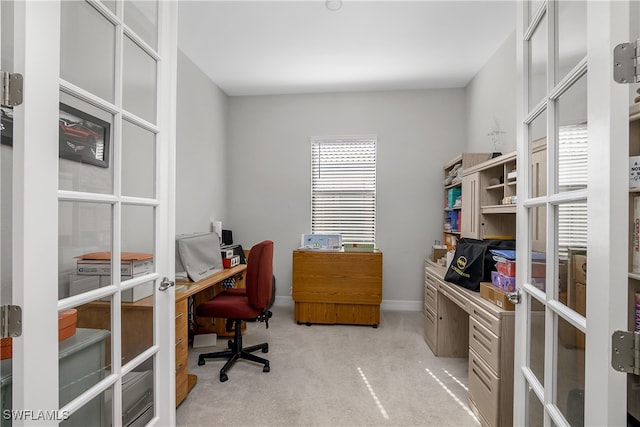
<box><xmin>245</xmin><ymin>240</ymin><xmax>274</xmax><ymax>311</ymax></box>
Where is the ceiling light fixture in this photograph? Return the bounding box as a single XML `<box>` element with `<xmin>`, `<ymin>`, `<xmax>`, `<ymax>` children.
<box><xmin>325</xmin><ymin>0</ymin><xmax>343</xmax><ymax>11</ymax></box>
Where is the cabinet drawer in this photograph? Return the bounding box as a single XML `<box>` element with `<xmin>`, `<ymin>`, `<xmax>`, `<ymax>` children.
<box><xmin>439</xmin><ymin>283</ymin><xmax>470</xmax><ymax>313</ymax></box>
<box><xmin>424</xmin><ymin>282</ymin><xmax>438</xmax><ymax>311</ymax></box>
<box><xmin>470</xmin><ymin>303</ymin><xmax>501</xmax><ymax>336</ymax></box>
<box><xmin>424</xmin><ymin>305</ymin><xmax>436</xmax><ymax>349</ymax></box>
<box><xmin>468</xmin><ymin>348</ymin><xmax>499</xmax><ymax>427</ymax></box>
<box><xmin>469</xmin><ymin>317</ymin><xmax>500</xmax><ymax>374</ymax></box>
<box><xmin>175</xmin><ymin>335</ymin><xmax>188</xmax><ymax>371</ymax></box>
<box><xmin>175</xmin><ymin>300</ymin><xmax>188</xmax><ymax>339</ymax></box>
<box><xmin>175</xmin><ymin>364</ymin><xmax>188</xmax><ymax>406</ymax></box>
<box><xmin>424</xmin><ymin>270</ymin><xmax>438</xmax><ymax>288</ymax></box>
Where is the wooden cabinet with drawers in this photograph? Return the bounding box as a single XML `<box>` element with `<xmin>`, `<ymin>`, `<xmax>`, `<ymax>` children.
<box><xmin>292</xmin><ymin>249</ymin><xmax>383</xmax><ymax>326</ymax></box>
<box><xmin>175</xmin><ymin>298</ymin><xmax>189</xmax><ymax>406</ymax></box>
<box><xmin>424</xmin><ymin>259</ymin><xmax>514</xmax><ymax>427</ymax></box>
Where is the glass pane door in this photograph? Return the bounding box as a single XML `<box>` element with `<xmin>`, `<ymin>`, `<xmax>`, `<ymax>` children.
<box><xmin>515</xmin><ymin>1</ymin><xmax>630</xmax><ymax>425</ymax></box>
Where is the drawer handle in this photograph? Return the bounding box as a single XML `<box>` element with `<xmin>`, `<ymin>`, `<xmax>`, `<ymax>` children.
<box><xmin>472</xmin><ymin>332</ymin><xmax>492</xmax><ymax>353</ymax></box>
<box><xmin>175</xmin><ymin>337</ymin><xmax>184</xmax><ymax>347</ymax></box>
<box><xmin>175</xmin><ymin>311</ymin><xmax>185</xmax><ymax>320</ymax></box>
<box><xmin>472</xmin><ymin>323</ymin><xmax>493</xmax><ymax>345</ymax></box>
<box><xmin>471</xmin><ymin>359</ymin><xmax>492</xmax><ymax>392</ymax></box>
<box><xmin>177</xmin><ymin>363</ymin><xmax>184</xmax><ymax>371</ymax></box>
<box><xmin>472</xmin><ymin>309</ymin><xmax>495</xmax><ymax>329</ymax></box>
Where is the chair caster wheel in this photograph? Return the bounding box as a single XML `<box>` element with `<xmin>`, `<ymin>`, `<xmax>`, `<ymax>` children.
<box><xmin>263</xmin><ymin>365</ymin><xmax>270</xmax><ymax>373</ymax></box>
<box><xmin>220</xmin><ymin>373</ymin><xmax>228</xmax><ymax>382</ymax></box>
<box><xmin>262</xmin><ymin>344</ymin><xmax>269</xmax><ymax>353</ymax></box>
<box><xmin>227</xmin><ymin>340</ymin><xmax>233</xmax><ymax>349</ymax></box>
<box><xmin>373</xmin><ymin>324</ymin><xmax>378</xmax><ymax>328</ymax></box>
<box><xmin>198</xmin><ymin>358</ymin><xmax>205</xmax><ymax>366</ymax></box>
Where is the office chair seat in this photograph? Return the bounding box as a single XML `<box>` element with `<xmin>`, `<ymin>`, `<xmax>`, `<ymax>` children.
<box><xmin>196</xmin><ymin>240</ymin><xmax>274</xmax><ymax>382</ymax></box>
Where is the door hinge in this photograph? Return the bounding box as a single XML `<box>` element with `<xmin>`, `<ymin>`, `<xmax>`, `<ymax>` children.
<box><xmin>614</xmin><ymin>41</ymin><xmax>640</xmax><ymax>84</ymax></box>
<box><xmin>1</xmin><ymin>71</ymin><xmax>23</xmax><ymax>107</ymax></box>
<box><xmin>611</xmin><ymin>330</ymin><xmax>640</xmax><ymax>375</ymax></box>
<box><xmin>1</xmin><ymin>305</ymin><xmax>22</xmax><ymax>339</ymax></box>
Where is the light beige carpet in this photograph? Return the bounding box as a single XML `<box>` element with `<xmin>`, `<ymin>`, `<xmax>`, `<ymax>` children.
<box><xmin>176</xmin><ymin>304</ymin><xmax>479</xmax><ymax>427</ymax></box>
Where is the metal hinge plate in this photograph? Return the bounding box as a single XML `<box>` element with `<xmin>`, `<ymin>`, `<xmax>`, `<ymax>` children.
<box><xmin>614</xmin><ymin>41</ymin><xmax>640</xmax><ymax>84</ymax></box>
<box><xmin>1</xmin><ymin>305</ymin><xmax>22</xmax><ymax>339</ymax></box>
<box><xmin>1</xmin><ymin>71</ymin><xmax>23</xmax><ymax>107</ymax></box>
<box><xmin>611</xmin><ymin>330</ymin><xmax>640</xmax><ymax>375</ymax></box>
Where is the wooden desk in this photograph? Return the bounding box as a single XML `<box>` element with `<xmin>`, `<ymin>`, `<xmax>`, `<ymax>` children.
<box><xmin>423</xmin><ymin>259</ymin><xmax>514</xmax><ymax>427</ymax></box>
<box><xmin>75</xmin><ymin>264</ymin><xmax>247</xmax><ymax>407</ymax></box>
<box><xmin>292</xmin><ymin>249</ymin><xmax>383</xmax><ymax>326</ymax></box>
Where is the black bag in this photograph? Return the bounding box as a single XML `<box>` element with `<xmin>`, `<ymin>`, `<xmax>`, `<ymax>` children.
<box><xmin>444</xmin><ymin>238</ymin><xmax>516</xmax><ymax>291</ymax></box>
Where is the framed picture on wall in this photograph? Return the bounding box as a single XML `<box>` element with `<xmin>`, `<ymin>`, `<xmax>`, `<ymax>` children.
<box><xmin>59</xmin><ymin>103</ymin><xmax>110</xmax><ymax>168</ymax></box>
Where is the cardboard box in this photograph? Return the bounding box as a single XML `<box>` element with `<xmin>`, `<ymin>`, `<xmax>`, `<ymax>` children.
<box><xmin>572</xmin><ymin>254</ymin><xmax>587</xmax><ymax>285</ymax></box>
<box><xmin>69</xmin><ymin>274</ymin><xmax>101</xmax><ymax>296</ymax></box>
<box><xmin>100</xmin><ymin>278</ymin><xmax>153</xmax><ymax>302</ymax></box>
<box><xmin>75</xmin><ymin>252</ymin><xmax>154</xmax><ymax>276</ymax></box>
<box><xmin>480</xmin><ymin>282</ymin><xmax>515</xmax><ymax>311</ymax></box>
<box><xmin>76</xmin><ymin>259</ymin><xmax>154</xmax><ymax>276</ymax></box>
<box><xmin>431</xmin><ymin>246</ymin><xmax>448</xmax><ymax>262</ymax></box>
<box><xmin>630</xmin><ymin>156</ymin><xmax>640</xmax><ymax>188</ymax></box>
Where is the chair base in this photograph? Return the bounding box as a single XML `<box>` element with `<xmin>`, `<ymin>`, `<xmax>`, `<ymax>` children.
<box><xmin>197</xmin><ymin>319</ymin><xmax>270</xmax><ymax>382</ymax></box>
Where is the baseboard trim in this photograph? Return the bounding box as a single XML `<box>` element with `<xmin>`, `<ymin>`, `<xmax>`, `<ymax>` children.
<box><xmin>381</xmin><ymin>300</ymin><xmax>422</xmax><ymax>312</ymax></box>
<box><xmin>274</xmin><ymin>296</ymin><xmax>422</xmax><ymax>312</ymax></box>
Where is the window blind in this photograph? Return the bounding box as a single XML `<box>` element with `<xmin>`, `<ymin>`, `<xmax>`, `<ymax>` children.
<box><xmin>310</xmin><ymin>136</ymin><xmax>376</xmax><ymax>244</ymax></box>
<box><xmin>557</xmin><ymin>124</ymin><xmax>588</xmax><ymax>259</ymax></box>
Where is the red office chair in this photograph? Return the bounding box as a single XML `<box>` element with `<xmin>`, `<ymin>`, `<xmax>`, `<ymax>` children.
<box><xmin>196</xmin><ymin>240</ymin><xmax>274</xmax><ymax>382</ymax></box>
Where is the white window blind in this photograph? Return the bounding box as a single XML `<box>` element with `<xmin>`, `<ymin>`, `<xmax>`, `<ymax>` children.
<box><xmin>311</xmin><ymin>136</ymin><xmax>376</xmax><ymax>244</ymax></box>
<box><xmin>557</xmin><ymin>124</ymin><xmax>588</xmax><ymax>259</ymax></box>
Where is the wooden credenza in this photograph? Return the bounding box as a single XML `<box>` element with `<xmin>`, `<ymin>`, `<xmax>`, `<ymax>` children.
<box><xmin>292</xmin><ymin>249</ymin><xmax>382</xmax><ymax>326</ymax></box>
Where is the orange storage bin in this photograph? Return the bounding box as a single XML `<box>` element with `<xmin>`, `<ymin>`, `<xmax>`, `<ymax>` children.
<box><xmin>1</xmin><ymin>338</ymin><xmax>11</xmax><ymax>360</ymax></box>
<box><xmin>58</xmin><ymin>308</ymin><xmax>78</xmax><ymax>342</ymax></box>
<box><xmin>0</xmin><ymin>309</ymin><xmax>77</xmax><ymax>360</ymax></box>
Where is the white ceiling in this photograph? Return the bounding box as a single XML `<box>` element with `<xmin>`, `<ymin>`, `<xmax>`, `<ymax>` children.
<box><xmin>177</xmin><ymin>1</ymin><xmax>516</xmax><ymax>97</ymax></box>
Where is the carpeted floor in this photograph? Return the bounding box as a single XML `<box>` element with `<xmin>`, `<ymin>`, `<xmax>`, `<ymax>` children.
<box><xmin>176</xmin><ymin>304</ymin><xmax>479</xmax><ymax>427</ymax></box>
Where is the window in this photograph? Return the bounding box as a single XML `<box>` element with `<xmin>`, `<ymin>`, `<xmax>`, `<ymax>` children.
<box><xmin>310</xmin><ymin>136</ymin><xmax>377</xmax><ymax>244</ymax></box>
<box><xmin>557</xmin><ymin>124</ymin><xmax>588</xmax><ymax>259</ymax></box>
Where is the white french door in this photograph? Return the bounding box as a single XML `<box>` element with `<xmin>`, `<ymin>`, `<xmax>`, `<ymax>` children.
<box><xmin>514</xmin><ymin>1</ymin><xmax>631</xmax><ymax>426</ymax></box>
<box><xmin>1</xmin><ymin>1</ymin><xmax>177</xmax><ymax>425</ymax></box>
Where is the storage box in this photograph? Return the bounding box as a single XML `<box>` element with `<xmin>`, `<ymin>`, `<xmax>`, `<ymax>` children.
<box><xmin>343</xmin><ymin>243</ymin><xmax>375</xmax><ymax>252</ymax></box>
<box><xmin>76</xmin><ymin>259</ymin><xmax>153</xmax><ymax>276</ymax></box>
<box><xmin>630</xmin><ymin>156</ymin><xmax>640</xmax><ymax>188</ymax></box>
<box><xmin>58</xmin><ymin>309</ymin><xmax>78</xmax><ymax>342</ymax></box>
<box><xmin>300</xmin><ymin>233</ymin><xmax>342</xmax><ymax>251</ymax></box>
<box><xmin>495</xmin><ymin>259</ymin><xmax>546</xmax><ymax>277</ymax></box>
<box><xmin>491</xmin><ymin>271</ymin><xmax>516</xmax><ymax>292</ymax></box>
<box><xmin>1</xmin><ymin>338</ymin><xmax>11</xmax><ymax>360</ymax></box>
<box><xmin>571</xmin><ymin>254</ymin><xmax>587</xmax><ymax>285</ymax></box>
<box><xmin>431</xmin><ymin>246</ymin><xmax>448</xmax><ymax>262</ymax></box>
<box><xmin>480</xmin><ymin>282</ymin><xmax>515</xmax><ymax>311</ymax></box>
<box><xmin>69</xmin><ymin>274</ymin><xmax>101</xmax><ymax>296</ymax></box>
<box><xmin>222</xmin><ymin>255</ymin><xmax>240</xmax><ymax>268</ymax></box>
